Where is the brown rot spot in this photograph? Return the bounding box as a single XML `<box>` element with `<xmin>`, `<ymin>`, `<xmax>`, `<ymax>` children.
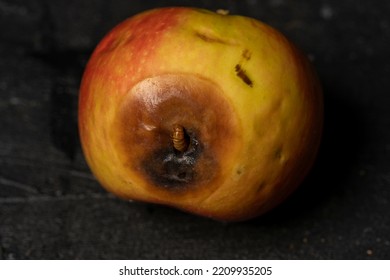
<box><xmin>242</xmin><ymin>49</ymin><xmax>252</xmax><ymax>60</ymax></box>
<box><xmin>115</xmin><ymin>74</ymin><xmax>241</xmax><ymax>193</ymax></box>
<box><xmin>194</xmin><ymin>31</ymin><xmax>229</xmax><ymax>44</ymax></box>
<box><xmin>235</xmin><ymin>64</ymin><xmax>253</xmax><ymax>87</ymax></box>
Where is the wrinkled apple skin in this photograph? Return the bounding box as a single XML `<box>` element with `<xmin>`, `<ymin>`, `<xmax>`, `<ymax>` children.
<box><xmin>79</xmin><ymin>7</ymin><xmax>323</xmax><ymax>221</ymax></box>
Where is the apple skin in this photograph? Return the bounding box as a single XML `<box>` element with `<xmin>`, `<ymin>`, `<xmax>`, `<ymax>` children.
<box><xmin>79</xmin><ymin>7</ymin><xmax>323</xmax><ymax>221</ymax></box>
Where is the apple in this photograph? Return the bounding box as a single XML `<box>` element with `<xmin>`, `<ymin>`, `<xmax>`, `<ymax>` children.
<box><xmin>79</xmin><ymin>7</ymin><xmax>323</xmax><ymax>221</ymax></box>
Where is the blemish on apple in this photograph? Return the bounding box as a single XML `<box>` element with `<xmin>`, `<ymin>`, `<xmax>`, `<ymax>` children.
<box><xmin>274</xmin><ymin>146</ymin><xmax>285</xmax><ymax>162</ymax></box>
<box><xmin>235</xmin><ymin>64</ymin><xmax>253</xmax><ymax>87</ymax></box>
<box><xmin>242</xmin><ymin>49</ymin><xmax>252</xmax><ymax>60</ymax></box>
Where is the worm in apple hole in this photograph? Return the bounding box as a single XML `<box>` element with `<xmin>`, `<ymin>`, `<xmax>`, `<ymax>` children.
<box><xmin>171</xmin><ymin>124</ymin><xmax>189</xmax><ymax>152</ymax></box>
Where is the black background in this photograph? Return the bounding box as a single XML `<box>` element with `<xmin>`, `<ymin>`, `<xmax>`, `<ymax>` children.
<box><xmin>1</xmin><ymin>0</ymin><xmax>389</xmax><ymax>259</ymax></box>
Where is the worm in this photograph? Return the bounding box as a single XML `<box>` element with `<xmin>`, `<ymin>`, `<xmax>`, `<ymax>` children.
<box><xmin>171</xmin><ymin>124</ymin><xmax>189</xmax><ymax>152</ymax></box>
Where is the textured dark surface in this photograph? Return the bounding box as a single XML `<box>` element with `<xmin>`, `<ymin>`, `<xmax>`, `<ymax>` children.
<box><xmin>1</xmin><ymin>0</ymin><xmax>389</xmax><ymax>259</ymax></box>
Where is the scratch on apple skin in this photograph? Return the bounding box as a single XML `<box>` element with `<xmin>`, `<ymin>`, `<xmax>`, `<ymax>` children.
<box><xmin>235</xmin><ymin>64</ymin><xmax>253</xmax><ymax>87</ymax></box>
<box><xmin>194</xmin><ymin>31</ymin><xmax>230</xmax><ymax>44</ymax></box>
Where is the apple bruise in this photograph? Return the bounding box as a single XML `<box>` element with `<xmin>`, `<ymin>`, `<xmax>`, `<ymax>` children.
<box><xmin>116</xmin><ymin>74</ymin><xmax>240</xmax><ymax>192</ymax></box>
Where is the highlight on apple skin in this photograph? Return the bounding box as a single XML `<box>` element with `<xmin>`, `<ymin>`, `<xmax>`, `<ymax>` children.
<box><xmin>78</xmin><ymin>7</ymin><xmax>323</xmax><ymax>222</ymax></box>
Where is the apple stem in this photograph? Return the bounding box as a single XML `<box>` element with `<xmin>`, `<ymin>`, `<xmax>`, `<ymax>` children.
<box><xmin>172</xmin><ymin>124</ymin><xmax>189</xmax><ymax>153</ymax></box>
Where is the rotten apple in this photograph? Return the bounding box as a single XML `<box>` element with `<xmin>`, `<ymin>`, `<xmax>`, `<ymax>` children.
<box><xmin>78</xmin><ymin>7</ymin><xmax>323</xmax><ymax>221</ymax></box>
